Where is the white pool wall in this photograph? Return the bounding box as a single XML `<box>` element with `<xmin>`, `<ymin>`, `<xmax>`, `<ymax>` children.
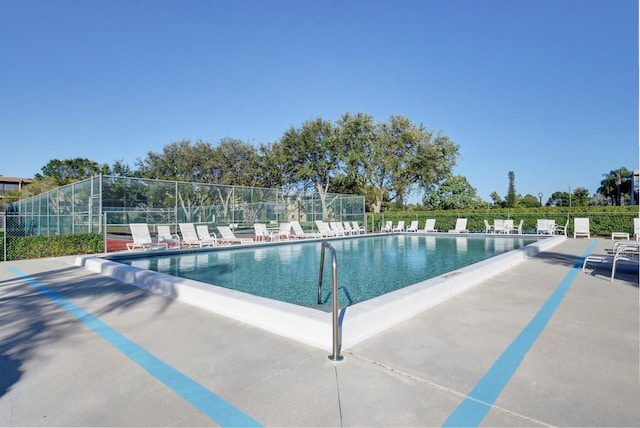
<box><xmin>77</xmin><ymin>234</ymin><xmax>565</xmax><ymax>352</ymax></box>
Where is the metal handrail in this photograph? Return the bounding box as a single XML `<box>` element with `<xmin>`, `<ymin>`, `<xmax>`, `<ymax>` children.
<box><xmin>318</xmin><ymin>240</ymin><xmax>343</xmax><ymax>362</ymax></box>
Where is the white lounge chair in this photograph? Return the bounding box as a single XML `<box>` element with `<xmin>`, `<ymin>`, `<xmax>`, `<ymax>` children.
<box><xmin>484</xmin><ymin>220</ymin><xmax>493</xmax><ymax>233</ymax></box>
<box><xmin>583</xmin><ymin>243</ymin><xmax>639</xmax><ymax>282</ymax></box>
<box><xmin>351</xmin><ymin>221</ymin><xmax>365</xmax><ymax>234</ymax></box>
<box><xmin>196</xmin><ymin>225</ymin><xmax>218</xmax><ymax>246</ymax></box>
<box><xmin>554</xmin><ymin>220</ymin><xmax>569</xmax><ymax>236</ymax></box>
<box><xmin>380</xmin><ymin>221</ymin><xmax>393</xmax><ymax>233</ymax></box>
<box><xmin>127</xmin><ymin>223</ymin><xmax>168</xmax><ymax>251</ymax></box>
<box><xmin>392</xmin><ymin>221</ymin><xmax>405</xmax><ymax>232</ymax></box>
<box><xmin>330</xmin><ymin>222</ymin><xmax>346</xmax><ymax>236</ymax></box>
<box><xmin>536</xmin><ymin>219</ymin><xmax>555</xmax><ymax>235</ymax></box>
<box><xmin>494</xmin><ymin>219</ymin><xmax>506</xmax><ymax>234</ymax></box>
<box><xmin>217</xmin><ymin>226</ymin><xmax>253</xmax><ymax>245</ymax></box>
<box><xmin>276</xmin><ymin>222</ymin><xmax>292</xmax><ymax>240</ymax></box>
<box><xmin>343</xmin><ymin>222</ymin><xmax>355</xmax><ymax>235</ymax></box>
<box><xmin>157</xmin><ymin>225</ymin><xmax>180</xmax><ymax>248</ymax></box>
<box><xmin>635</xmin><ymin>218</ymin><xmax>640</xmax><ymax>240</ymax></box>
<box><xmin>503</xmin><ymin>220</ymin><xmax>514</xmax><ymax>234</ymax></box>
<box><xmin>448</xmin><ymin>218</ymin><xmax>468</xmax><ymax>234</ymax></box>
<box><xmin>423</xmin><ymin>219</ymin><xmax>437</xmax><ymax>232</ymax></box>
<box><xmin>291</xmin><ymin>221</ymin><xmax>321</xmax><ymax>239</ymax></box>
<box><xmin>315</xmin><ymin>220</ymin><xmax>336</xmax><ymax>237</ymax></box>
<box><xmin>179</xmin><ymin>223</ymin><xmax>216</xmax><ymax>247</ymax></box>
<box><xmin>574</xmin><ymin>218</ymin><xmax>590</xmax><ymax>239</ymax></box>
<box><xmin>406</xmin><ymin>220</ymin><xmax>419</xmax><ymax>232</ymax></box>
<box><xmin>511</xmin><ymin>219</ymin><xmax>524</xmax><ymax>235</ymax></box>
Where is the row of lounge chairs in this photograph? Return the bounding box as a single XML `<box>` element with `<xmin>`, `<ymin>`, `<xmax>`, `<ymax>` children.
<box><xmin>127</xmin><ymin>220</ymin><xmax>368</xmax><ymax>251</ymax></box>
<box><xmin>583</xmin><ymin>240</ymin><xmax>640</xmax><ymax>282</ymax></box>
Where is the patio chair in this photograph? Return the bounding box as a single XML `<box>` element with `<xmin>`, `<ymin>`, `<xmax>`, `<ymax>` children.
<box><xmin>583</xmin><ymin>243</ymin><xmax>639</xmax><ymax>282</ymax></box>
<box><xmin>448</xmin><ymin>218</ymin><xmax>468</xmax><ymax>234</ymax></box>
<box><xmin>536</xmin><ymin>219</ymin><xmax>554</xmax><ymax>235</ymax></box>
<box><xmin>484</xmin><ymin>220</ymin><xmax>493</xmax><ymax>233</ymax></box>
<box><xmin>351</xmin><ymin>221</ymin><xmax>365</xmax><ymax>234</ymax></box>
<box><xmin>511</xmin><ymin>219</ymin><xmax>524</xmax><ymax>235</ymax></box>
<box><xmin>157</xmin><ymin>225</ymin><xmax>180</xmax><ymax>248</ymax></box>
<box><xmin>554</xmin><ymin>219</ymin><xmax>569</xmax><ymax>236</ymax></box>
<box><xmin>330</xmin><ymin>222</ymin><xmax>346</xmax><ymax>236</ymax></box>
<box><xmin>423</xmin><ymin>219</ymin><xmax>437</xmax><ymax>232</ymax></box>
<box><xmin>635</xmin><ymin>218</ymin><xmax>640</xmax><ymax>240</ymax></box>
<box><xmin>315</xmin><ymin>220</ymin><xmax>337</xmax><ymax>237</ymax></box>
<box><xmin>343</xmin><ymin>222</ymin><xmax>355</xmax><ymax>235</ymax></box>
<box><xmin>406</xmin><ymin>220</ymin><xmax>419</xmax><ymax>232</ymax></box>
<box><xmin>196</xmin><ymin>225</ymin><xmax>218</xmax><ymax>246</ymax></box>
<box><xmin>217</xmin><ymin>226</ymin><xmax>253</xmax><ymax>245</ymax></box>
<box><xmin>574</xmin><ymin>218</ymin><xmax>591</xmax><ymax>239</ymax></box>
<box><xmin>179</xmin><ymin>223</ymin><xmax>216</xmax><ymax>247</ymax></box>
<box><xmin>392</xmin><ymin>221</ymin><xmax>405</xmax><ymax>232</ymax></box>
<box><xmin>503</xmin><ymin>219</ymin><xmax>514</xmax><ymax>234</ymax></box>
<box><xmin>291</xmin><ymin>221</ymin><xmax>321</xmax><ymax>239</ymax></box>
<box><xmin>127</xmin><ymin>223</ymin><xmax>168</xmax><ymax>251</ymax></box>
<box><xmin>494</xmin><ymin>219</ymin><xmax>506</xmax><ymax>234</ymax></box>
<box><xmin>380</xmin><ymin>221</ymin><xmax>393</xmax><ymax>233</ymax></box>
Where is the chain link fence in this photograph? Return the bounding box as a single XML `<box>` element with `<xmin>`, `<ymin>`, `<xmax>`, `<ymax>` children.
<box><xmin>2</xmin><ymin>175</ymin><xmax>366</xmax><ymax>261</ymax></box>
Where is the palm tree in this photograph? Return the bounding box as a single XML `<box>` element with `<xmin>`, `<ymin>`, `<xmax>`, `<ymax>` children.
<box><xmin>598</xmin><ymin>168</ymin><xmax>632</xmax><ymax>205</ymax></box>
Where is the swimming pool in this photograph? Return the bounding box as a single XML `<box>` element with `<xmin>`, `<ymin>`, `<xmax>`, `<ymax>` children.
<box><xmin>79</xmin><ymin>234</ymin><xmax>564</xmax><ymax>351</ymax></box>
<box><xmin>114</xmin><ymin>235</ymin><xmax>538</xmax><ymax>307</ymax></box>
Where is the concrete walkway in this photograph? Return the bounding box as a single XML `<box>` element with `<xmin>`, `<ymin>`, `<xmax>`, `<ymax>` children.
<box><xmin>0</xmin><ymin>238</ymin><xmax>638</xmax><ymax>427</ymax></box>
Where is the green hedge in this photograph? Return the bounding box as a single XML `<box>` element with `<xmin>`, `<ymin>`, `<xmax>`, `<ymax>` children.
<box><xmin>3</xmin><ymin>233</ymin><xmax>104</xmax><ymax>261</ymax></box>
<box><xmin>367</xmin><ymin>206</ymin><xmax>638</xmax><ymax>236</ymax></box>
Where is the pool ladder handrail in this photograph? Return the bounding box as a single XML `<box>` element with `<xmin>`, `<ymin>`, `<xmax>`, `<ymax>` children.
<box><xmin>318</xmin><ymin>240</ymin><xmax>343</xmax><ymax>362</ymax></box>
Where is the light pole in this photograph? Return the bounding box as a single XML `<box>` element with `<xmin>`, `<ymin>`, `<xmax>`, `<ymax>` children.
<box><xmin>538</xmin><ymin>192</ymin><xmax>543</xmax><ymax>207</ymax></box>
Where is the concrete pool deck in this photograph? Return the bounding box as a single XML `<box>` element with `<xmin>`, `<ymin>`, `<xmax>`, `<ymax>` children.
<box><xmin>0</xmin><ymin>237</ymin><xmax>638</xmax><ymax>426</ymax></box>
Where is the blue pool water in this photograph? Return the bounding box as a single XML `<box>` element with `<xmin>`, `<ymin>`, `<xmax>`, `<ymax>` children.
<box><xmin>115</xmin><ymin>235</ymin><xmax>538</xmax><ymax>307</ymax></box>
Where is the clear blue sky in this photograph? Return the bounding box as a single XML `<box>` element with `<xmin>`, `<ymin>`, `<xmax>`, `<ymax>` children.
<box><xmin>1</xmin><ymin>0</ymin><xmax>637</xmax><ymax>203</ymax></box>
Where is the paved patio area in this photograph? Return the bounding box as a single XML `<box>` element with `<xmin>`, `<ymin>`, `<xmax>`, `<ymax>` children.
<box><xmin>0</xmin><ymin>237</ymin><xmax>638</xmax><ymax>427</ymax></box>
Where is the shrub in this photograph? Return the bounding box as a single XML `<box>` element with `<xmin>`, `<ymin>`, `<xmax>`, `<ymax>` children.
<box><xmin>5</xmin><ymin>234</ymin><xmax>103</xmax><ymax>261</ymax></box>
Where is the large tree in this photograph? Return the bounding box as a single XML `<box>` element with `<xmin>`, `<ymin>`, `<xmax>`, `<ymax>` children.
<box><xmin>423</xmin><ymin>175</ymin><xmax>477</xmax><ymax>210</ymax></box>
<box><xmin>598</xmin><ymin>167</ymin><xmax>632</xmax><ymax>205</ymax></box>
<box><xmin>36</xmin><ymin>158</ymin><xmax>109</xmax><ymax>186</ymax></box>
<box><xmin>267</xmin><ymin>117</ymin><xmax>343</xmax><ymax>219</ymax></box>
<box><xmin>505</xmin><ymin>171</ymin><xmax>516</xmax><ymax>208</ymax></box>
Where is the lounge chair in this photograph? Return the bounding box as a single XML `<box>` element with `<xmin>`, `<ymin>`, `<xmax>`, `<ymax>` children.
<box><xmin>494</xmin><ymin>219</ymin><xmax>506</xmax><ymax>234</ymax></box>
<box><xmin>554</xmin><ymin>219</ymin><xmax>569</xmax><ymax>236</ymax></box>
<box><xmin>217</xmin><ymin>226</ymin><xmax>253</xmax><ymax>245</ymax></box>
<box><xmin>276</xmin><ymin>222</ymin><xmax>292</xmax><ymax>240</ymax></box>
<box><xmin>380</xmin><ymin>221</ymin><xmax>393</xmax><ymax>233</ymax></box>
<box><xmin>406</xmin><ymin>220</ymin><xmax>419</xmax><ymax>232</ymax></box>
<box><xmin>196</xmin><ymin>225</ymin><xmax>218</xmax><ymax>246</ymax></box>
<box><xmin>503</xmin><ymin>220</ymin><xmax>514</xmax><ymax>234</ymax></box>
<box><xmin>157</xmin><ymin>225</ymin><xmax>180</xmax><ymax>248</ymax></box>
<box><xmin>448</xmin><ymin>218</ymin><xmax>468</xmax><ymax>234</ymax></box>
<box><xmin>574</xmin><ymin>218</ymin><xmax>590</xmax><ymax>239</ymax></box>
<box><xmin>484</xmin><ymin>220</ymin><xmax>493</xmax><ymax>233</ymax></box>
<box><xmin>583</xmin><ymin>243</ymin><xmax>639</xmax><ymax>282</ymax></box>
<box><xmin>536</xmin><ymin>219</ymin><xmax>555</xmax><ymax>235</ymax></box>
<box><xmin>291</xmin><ymin>221</ymin><xmax>321</xmax><ymax>239</ymax></box>
<box><xmin>392</xmin><ymin>221</ymin><xmax>405</xmax><ymax>232</ymax></box>
<box><xmin>511</xmin><ymin>219</ymin><xmax>524</xmax><ymax>235</ymax></box>
<box><xmin>315</xmin><ymin>220</ymin><xmax>336</xmax><ymax>237</ymax></box>
<box><xmin>423</xmin><ymin>219</ymin><xmax>437</xmax><ymax>233</ymax></box>
<box><xmin>635</xmin><ymin>218</ymin><xmax>640</xmax><ymax>240</ymax></box>
<box><xmin>329</xmin><ymin>222</ymin><xmax>346</xmax><ymax>236</ymax></box>
<box><xmin>343</xmin><ymin>222</ymin><xmax>355</xmax><ymax>235</ymax></box>
<box><xmin>127</xmin><ymin>223</ymin><xmax>168</xmax><ymax>251</ymax></box>
<box><xmin>351</xmin><ymin>221</ymin><xmax>365</xmax><ymax>234</ymax></box>
<box><xmin>179</xmin><ymin>223</ymin><xmax>216</xmax><ymax>247</ymax></box>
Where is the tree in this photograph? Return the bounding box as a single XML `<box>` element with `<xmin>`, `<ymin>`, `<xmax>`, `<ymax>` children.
<box><xmin>572</xmin><ymin>187</ymin><xmax>590</xmax><ymax>206</ymax></box>
<box><xmin>490</xmin><ymin>191</ymin><xmax>504</xmax><ymax>208</ymax></box>
<box><xmin>268</xmin><ymin>117</ymin><xmax>343</xmax><ymax>219</ymax></box>
<box><xmin>546</xmin><ymin>191</ymin><xmax>570</xmax><ymax>207</ymax></box>
<box><xmin>36</xmin><ymin>158</ymin><xmax>109</xmax><ymax>186</ymax></box>
<box><xmin>519</xmin><ymin>194</ymin><xmax>540</xmax><ymax>208</ymax></box>
<box><xmin>598</xmin><ymin>167</ymin><xmax>632</xmax><ymax>205</ymax></box>
<box><xmin>422</xmin><ymin>175</ymin><xmax>477</xmax><ymax>210</ymax></box>
<box><xmin>505</xmin><ymin>171</ymin><xmax>516</xmax><ymax>208</ymax></box>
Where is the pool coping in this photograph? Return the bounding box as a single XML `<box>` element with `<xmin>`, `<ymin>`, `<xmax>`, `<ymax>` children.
<box><xmin>76</xmin><ymin>234</ymin><xmax>566</xmax><ymax>352</ymax></box>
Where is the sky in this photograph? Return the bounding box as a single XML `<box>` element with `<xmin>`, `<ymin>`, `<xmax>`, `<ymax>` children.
<box><xmin>1</xmin><ymin>0</ymin><xmax>638</xmax><ymax>204</ymax></box>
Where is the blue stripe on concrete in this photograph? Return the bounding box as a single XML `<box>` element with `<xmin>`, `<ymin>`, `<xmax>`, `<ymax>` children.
<box><xmin>442</xmin><ymin>240</ymin><xmax>599</xmax><ymax>427</ymax></box>
<box><xmin>9</xmin><ymin>266</ymin><xmax>262</xmax><ymax>428</ymax></box>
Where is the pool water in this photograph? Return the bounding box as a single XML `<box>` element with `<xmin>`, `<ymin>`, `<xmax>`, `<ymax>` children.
<box><xmin>117</xmin><ymin>235</ymin><xmax>538</xmax><ymax>307</ymax></box>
